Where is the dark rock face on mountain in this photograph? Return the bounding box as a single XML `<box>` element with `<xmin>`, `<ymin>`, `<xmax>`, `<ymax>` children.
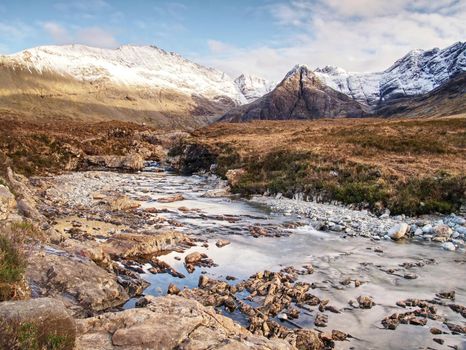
<box><xmin>375</xmin><ymin>72</ymin><xmax>466</xmax><ymax>117</ymax></box>
<box><xmin>221</xmin><ymin>65</ymin><xmax>368</xmax><ymax>122</ymax></box>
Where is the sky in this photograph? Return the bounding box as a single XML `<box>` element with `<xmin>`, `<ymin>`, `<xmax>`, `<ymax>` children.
<box><xmin>0</xmin><ymin>0</ymin><xmax>465</xmax><ymax>80</ymax></box>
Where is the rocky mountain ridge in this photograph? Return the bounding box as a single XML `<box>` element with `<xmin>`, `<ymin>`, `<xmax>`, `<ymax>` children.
<box><xmin>221</xmin><ymin>65</ymin><xmax>368</xmax><ymax>122</ymax></box>
<box><xmin>234</xmin><ymin>74</ymin><xmax>275</xmax><ymax>102</ymax></box>
<box><xmin>315</xmin><ymin>41</ymin><xmax>466</xmax><ymax>106</ymax></box>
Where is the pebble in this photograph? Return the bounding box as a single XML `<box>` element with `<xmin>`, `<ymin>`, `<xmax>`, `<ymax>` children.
<box><xmin>441</xmin><ymin>242</ymin><xmax>456</xmax><ymax>251</ymax></box>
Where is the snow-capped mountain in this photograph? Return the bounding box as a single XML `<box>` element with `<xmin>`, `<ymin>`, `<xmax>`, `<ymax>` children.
<box><xmin>5</xmin><ymin>44</ymin><xmax>247</xmax><ymax>105</ymax></box>
<box><xmin>222</xmin><ymin>65</ymin><xmax>368</xmax><ymax>122</ymax></box>
<box><xmin>234</xmin><ymin>74</ymin><xmax>275</xmax><ymax>102</ymax></box>
<box><xmin>315</xmin><ymin>66</ymin><xmax>382</xmax><ymax>106</ymax></box>
<box><xmin>315</xmin><ymin>42</ymin><xmax>465</xmax><ymax>106</ymax></box>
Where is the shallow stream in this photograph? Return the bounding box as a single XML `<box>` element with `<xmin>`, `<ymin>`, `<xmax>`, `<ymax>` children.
<box><xmin>117</xmin><ymin>169</ymin><xmax>465</xmax><ymax>349</ymax></box>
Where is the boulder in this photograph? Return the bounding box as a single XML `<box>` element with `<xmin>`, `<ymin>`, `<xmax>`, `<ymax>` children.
<box><xmin>0</xmin><ymin>184</ymin><xmax>16</xmax><ymax>220</ymax></box>
<box><xmin>441</xmin><ymin>242</ymin><xmax>456</xmax><ymax>251</ymax></box>
<box><xmin>433</xmin><ymin>224</ymin><xmax>453</xmax><ymax>238</ymax></box>
<box><xmin>387</xmin><ymin>223</ymin><xmax>409</xmax><ymax>240</ymax></box>
<box><xmin>225</xmin><ymin>168</ymin><xmax>246</xmax><ymax>186</ymax></box>
<box><xmin>0</xmin><ymin>298</ymin><xmax>76</xmax><ymax>350</ymax></box>
<box><xmin>215</xmin><ymin>239</ymin><xmax>231</xmax><ymax>248</ymax></box>
<box><xmin>103</xmin><ymin>231</ymin><xmax>185</xmax><ymax>258</ymax></box>
<box><xmin>75</xmin><ymin>295</ymin><xmax>293</xmax><ymax>350</ymax></box>
<box><xmin>108</xmin><ymin>195</ymin><xmax>140</xmax><ymax>211</ymax></box>
<box><xmin>26</xmin><ymin>249</ymin><xmax>128</xmax><ymax>316</ymax></box>
<box><xmin>82</xmin><ymin>154</ymin><xmax>144</xmax><ymax>172</ymax></box>
<box><xmin>357</xmin><ymin>295</ymin><xmax>375</xmax><ymax>309</ymax></box>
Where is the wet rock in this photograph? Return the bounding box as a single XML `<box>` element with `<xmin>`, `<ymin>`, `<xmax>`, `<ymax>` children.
<box><xmin>430</xmin><ymin>327</ymin><xmax>443</xmax><ymax>335</ymax></box>
<box><xmin>27</xmin><ymin>249</ymin><xmax>128</xmax><ymax>316</ymax></box>
<box><xmin>198</xmin><ymin>275</ymin><xmax>209</xmax><ymax>288</ymax></box>
<box><xmin>403</xmin><ymin>272</ymin><xmax>418</xmax><ymax>280</ymax></box>
<box><xmin>249</xmin><ymin>225</ymin><xmax>268</xmax><ymax>237</ymax></box>
<box><xmin>331</xmin><ymin>330</ymin><xmax>348</xmax><ymax>341</ymax></box>
<box><xmin>76</xmin><ymin>295</ymin><xmax>294</xmax><ymax>350</ymax></box>
<box><xmin>215</xmin><ymin>239</ymin><xmax>231</xmax><ymax>248</ymax></box>
<box><xmin>184</xmin><ymin>251</ymin><xmax>215</xmax><ymax>273</ymax></box>
<box><xmin>288</xmin><ymin>329</ymin><xmax>324</xmax><ymax>350</ymax></box>
<box><xmin>167</xmin><ymin>283</ymin><xmax>180</xmax><ymax>295</ymax></box>
<box><xmin>0</xmin><ymin>298</ymin><xmax>76</xmax><ymax>350</ymax></box>
<box><xmin>357</xmin><ymin>295</ymin><xmax>375</xmax><ymax>309</ymax></box>
<box><xmin>441</xmin><ymin>242</ymin><xmax>456</xmax><ymax>251</ymax></box>
<box><xmin>314</xmin><ymin>313</ymin><xmax>328</xmax><ymax>327</ymax></box>
<box><xmin>103</xmin><ymin>231</ymin><xmax>185</xmax><ymax>258</ymax></box>
<box><xmin>437</xmin><ymin>291</ymin><xmax>455</xmax><ymax>300</ymax></box>
<box><xmin>387</xmin><ymin>223</ymin><xmax>408</xmax><ymax>240</ymax></box>
<box><xmin>158</xmin><ymin>194</ymin><xmax>185</xmax><ymax>203</ymax></box>
<box><xmin>108</xmin><ymin>195</ymin><xmax>140</xmax><ymax>211</ymax></box>
<box><xmin>433</xmin><ymin>224</ymin><xmax>453</xmax><ymax>238</ymax></box>
<box><xmin>445</xmin><ymin>322</ymin><xmax>466</xmax><ymax>334</ymax></box>
<box><xmin>448</xmin><ymin>304</ymin><xmax>466</xmax><ymax>317</ymax></box>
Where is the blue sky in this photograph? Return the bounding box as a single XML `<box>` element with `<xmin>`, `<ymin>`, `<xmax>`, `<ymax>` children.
<box><xmin>1</xmin><ymin>0</ymin><xmax>465</xmax><ymax>80</ymax></box>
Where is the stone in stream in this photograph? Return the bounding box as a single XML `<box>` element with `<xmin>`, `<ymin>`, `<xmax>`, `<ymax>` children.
<box><xmin>108</xmin><ymin>195</ymin><xmax>140</xmax><ymax>211</ymax></box>
<box><xmin>314</xmin><ymin>313</ymin><xmax>328</xmax><ymax>327</ymax></box>
<box><xmin>215</xmin><ymin>239</ymin><xmax>231</xmax><ymax>248</ymax></box>
<box><xmin>437</xmin><ymin>290</ymin><xmax>455</xmax><ymax>300</ymax></box>
<box><xmin>357</xmin><ymin>295</ymin><xmax>375</xmax><ymax>309</ymax></box>
<box><xmin>158</xmin><ymin>194</ymin><xmax>185</xmax><ymax>203</ymax></box>
<box><xmin>433</xmin><ymin>224</ymin><xmax>453</xmax><ymax>238</ymax></box>
<box><xmin>167</xmin><ymin>283</ymin><xmax>180</xmax><ymax>295</ymax></box>
<box><xmin>430</xmin><ymin>327</ymin><xmax>443</xmax><ymax>335</ymax></box>
<box><xmin>387</xmin><ymin>223</ymin><xmax>409</xmax><ymax>240</ymax></box>
<box><xmin>441</xmin><ymin>242</ymin><xmax>456</xmax><ymax>251</ymax></box>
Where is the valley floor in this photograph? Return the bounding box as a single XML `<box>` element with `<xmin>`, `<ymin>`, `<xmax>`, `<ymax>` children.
<box><xmin>0</xmin><ymin>115</ymin><xmax>465</xmax><ymax>350</ymax></box>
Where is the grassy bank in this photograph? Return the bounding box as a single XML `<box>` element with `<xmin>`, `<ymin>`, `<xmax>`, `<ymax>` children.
<box><xmin>0</xmin><ymin>111</ymin><xmax>166</xmax><ymax>177</ymax></box>
<box><xmin>174</xmin><ymin>116</ymin><xmax>466</xmax><ymax>215</ymax></box>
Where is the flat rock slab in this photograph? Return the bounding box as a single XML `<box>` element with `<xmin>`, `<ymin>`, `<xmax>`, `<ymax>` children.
<box><xmin>102</xmin><ymin>231</ymin><xmax>186</xmax><ymax>258</ymax></box>
<box><xmin>27</xmin><ymin>249</ymin><xmax>128</xmax><ymax>316</ymax></box>
<box><xmin>76</xmin><ymin>295</ymin><xmax>293</xmax><ymax>350</ymax></box>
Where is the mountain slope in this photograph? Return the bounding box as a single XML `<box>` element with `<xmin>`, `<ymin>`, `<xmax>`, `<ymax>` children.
<box><xmin>221</xmin><ymin>65</ymin><xmax>368</xmax><ymax>122</ymax></box>
<box><xmin>0</xmin><ymin>45</ymin><xmax>247</xmax><ymax>129</ymax></box>
<box><xmin>375</xmin><ymin>72</ymin><xmax>466</xmax><ymax>117</ymax></box>
<box><xmin>315</xmin><ymin>42</ymin><xmax>465</xmax><ymax>106</ymax></box>
<box><xmin>234</xmin><ymin>74</ymin><xmax>275</xmax><ymax>102</ymax></box>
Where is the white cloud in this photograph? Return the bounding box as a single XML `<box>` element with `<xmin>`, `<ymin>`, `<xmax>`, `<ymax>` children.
<box><xmin>42</xmin><ymin>22</ymin><xmax>70</xmax><ymax>43</ymax></box>
<box><xmin>201</xmin><ymin>0</ymin><xmax>466</xmax><ymax>81</ymax></box>
<box><xmin>75</xmin><ymin>27</ymin><xmax>119</xmax><ymax>48</ymax></box>
<box><xmin>42</xmin><ymin>22</ymin><xmax>119</xmax><ymax>48</ymax></box>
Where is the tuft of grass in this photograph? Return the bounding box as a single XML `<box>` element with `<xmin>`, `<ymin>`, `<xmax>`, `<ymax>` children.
<box><xmin>0</xmin><ymin>221</ymin><xmax>43</xmax><ymax>301</ymax></box>
<box><xmin>0</xmin><ymin>321</ymin><xmax>74</xmax><ymax>350</ymax></box>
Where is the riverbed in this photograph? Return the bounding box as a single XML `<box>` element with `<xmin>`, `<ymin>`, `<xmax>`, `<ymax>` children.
<box><xmin>45</xmin><ymin>168</ymin><xmax>466</xmax><ymax>349</ymax></box>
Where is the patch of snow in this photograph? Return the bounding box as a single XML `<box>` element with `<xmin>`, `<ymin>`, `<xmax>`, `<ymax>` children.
<box><xmin>5</xmin><ymin>44</ymin><xmax>247</xmax><ymax>104</ymax></box>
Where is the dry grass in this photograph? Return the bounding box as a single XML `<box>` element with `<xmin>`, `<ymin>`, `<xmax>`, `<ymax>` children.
<box><xmin>180</xmin><ymin>115</ymin><xmax>466</xmax><ymax>215</ymax></box>
<box><xmin>0</xmin><ymin>111</ymin><xmax>165</xmax><ymax>177</ymax></box>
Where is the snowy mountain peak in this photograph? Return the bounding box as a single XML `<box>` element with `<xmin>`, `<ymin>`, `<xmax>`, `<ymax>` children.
<box><xmin>284</xmin><ymin>64</ymin><xmax>314</xmax><ymax>79</ymax></box>
<box><xmin>314</xmin><ymin>65</ymin><xmax>347</xmax><ymax>75</ymax></box>
<box><xmin>5</xmin><ymin>44</ymin><xmax>247</xmax><ymax>105</ymax></box>
<box><xmin>314</xmin><ymin>42</ymin><xmax>465</xmax><ymax>105</ymax></box>
<box><xmin>234</xmin><ymin>73</ymin><xmax>275</xmax><ymax>102</ymax></box>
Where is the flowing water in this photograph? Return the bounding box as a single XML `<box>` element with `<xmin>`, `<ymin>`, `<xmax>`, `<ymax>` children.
<box><xmin>120</xmin><ymin>169</ymin><xmax>465</xmax><ymax>350</ymax></box>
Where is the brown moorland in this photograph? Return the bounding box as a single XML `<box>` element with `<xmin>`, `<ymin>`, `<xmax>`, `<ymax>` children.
<box><xmin>174</xmin><ymin>115</ymin><xmax>466</xmax><ymax>215</ymax></box>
